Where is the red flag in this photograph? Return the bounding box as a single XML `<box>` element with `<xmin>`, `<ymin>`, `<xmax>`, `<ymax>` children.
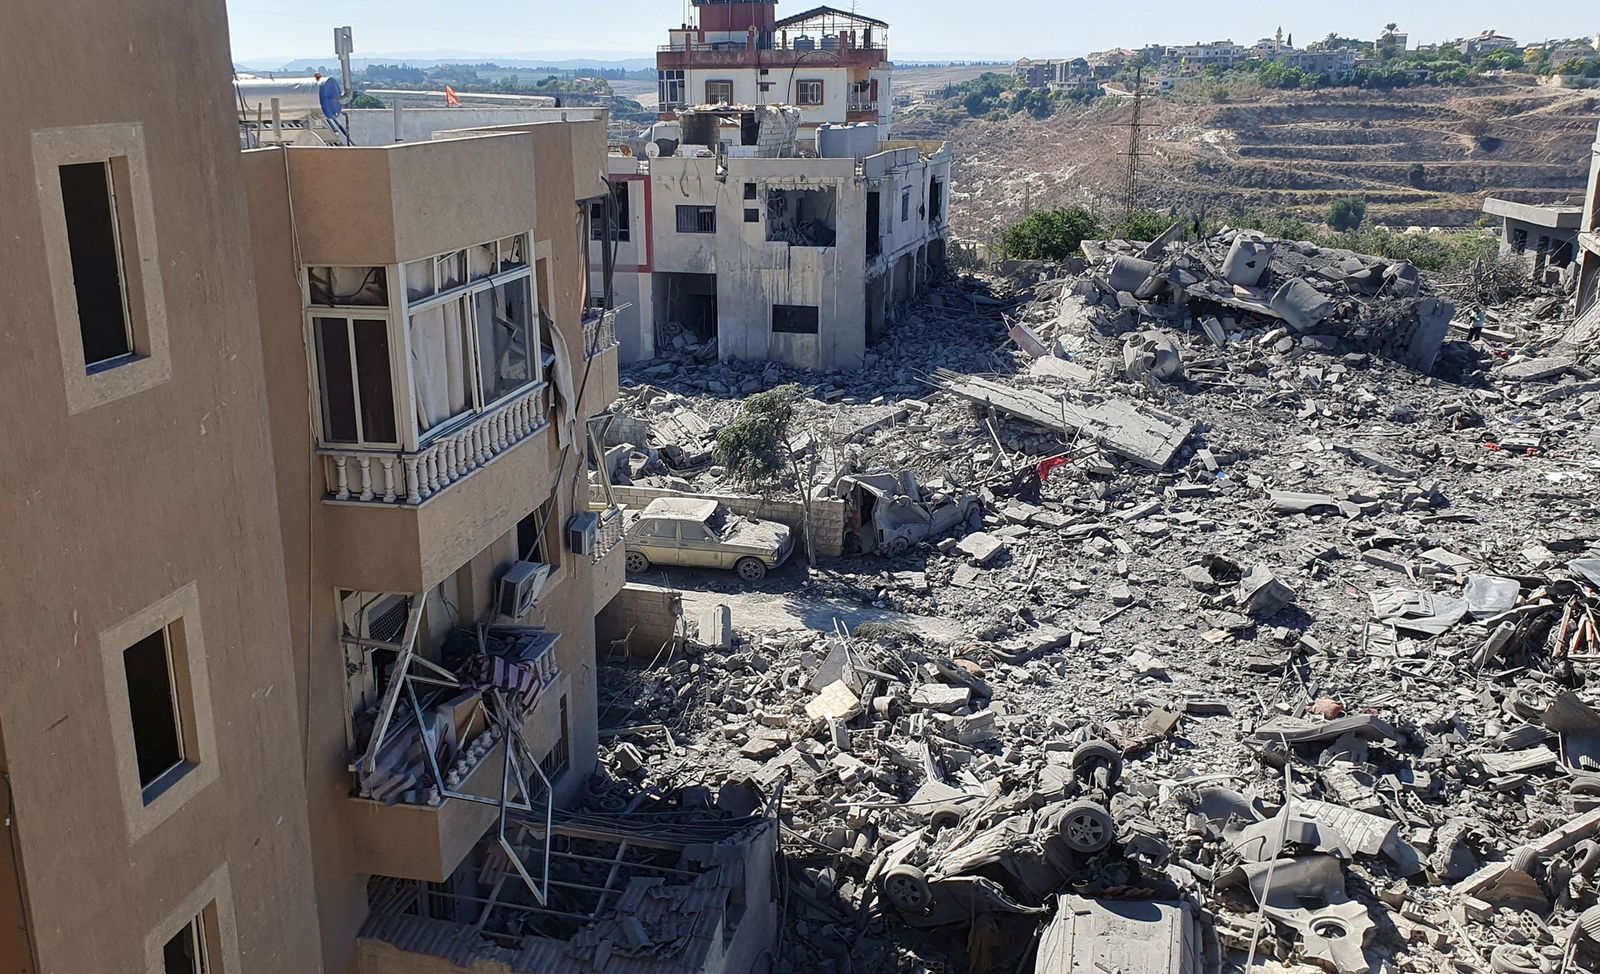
<box><xmin>1038</xmin><ymin>456</ymin><xmax>1070</xmax><ymax>481</ymax></box>
<box><xmin>444</xmin><ymin>85</ymin><xmax>462</xmax><ymax>107</ymax></box>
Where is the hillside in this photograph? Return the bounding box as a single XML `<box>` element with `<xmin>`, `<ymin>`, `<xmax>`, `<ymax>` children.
<box><xmin>895</xmin><ymin>79</ymin><xmax>1600</xmax><ymax>239</ymax></box>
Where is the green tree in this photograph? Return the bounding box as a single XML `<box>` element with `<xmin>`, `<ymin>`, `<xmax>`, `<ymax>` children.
<box><xmin>712</xmin><ymin>385</ymin><xmax>818</xmax><ymax>567</ymax></box>
<box><xmin>1325</xmin><ymin>197</ymin><xmax>1367</xmax><ymax>232</ymax></box>
<box><xmin>1111</xmin><ymin>210</ymin><xmax>1172</xmax><ymax>242</ymax></box>
<box><xmin>1407</xmin><ymin>162</ymin><xmax>1426</xmax><ymax>188</ymax></box>
<box><xmin>348</xmin><ymin>92</ymin><xmax>386</xmax><ymax>109</ymax></box>
<box><xmin>998</xmin><ymin>207</ymin><xmax>1102</xmax><ymax>261</ymax></box>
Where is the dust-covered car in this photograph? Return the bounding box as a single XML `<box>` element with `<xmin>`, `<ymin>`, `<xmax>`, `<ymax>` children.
<box><xmin>622</xmin><ymin>498</ymin><xmax>793</xmax><ymax>581</ymax></box>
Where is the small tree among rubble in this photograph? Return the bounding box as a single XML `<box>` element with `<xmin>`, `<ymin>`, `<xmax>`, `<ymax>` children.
<box><xmin>998</xmin><ymin>207</ymin><xmax>1101</xmax><ymax>261</ymax></box>
<box><xmin>713</xmin><ymin>384</ymin><xmax>817</xmax><ymax>567</ymax></box>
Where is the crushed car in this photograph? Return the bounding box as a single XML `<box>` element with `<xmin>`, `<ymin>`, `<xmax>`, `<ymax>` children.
<box><xmin>838</xmin><ymin>471</ymin><xmax>984</xmax><ymax>557</ymax></box>
<box><xmin>622</xmin><ymin>497</ymin><xmax>793</xmax><ymax>581</ymax></box>
<box><xmin>872</xmin><ymin>739</ymin><xmax>1127</xmax><ymax>928</ymax></box>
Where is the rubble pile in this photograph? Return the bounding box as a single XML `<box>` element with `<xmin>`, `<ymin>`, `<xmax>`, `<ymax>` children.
<box><xmin>594</xmin><ymin>239</ymin><xmax>1600</xmax><ymax>974</ymax></box>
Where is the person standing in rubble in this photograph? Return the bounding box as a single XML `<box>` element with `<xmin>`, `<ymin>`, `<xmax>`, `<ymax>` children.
<box><xmin>1467</xmin><ymin>308</ymin><xmax>1487</xmax><ymax>342</ymax></box>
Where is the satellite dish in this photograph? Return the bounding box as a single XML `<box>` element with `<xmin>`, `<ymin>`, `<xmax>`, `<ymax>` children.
<box><xmin>645</xmin><ymin>141</ymin><xmax>661</xmax><ymax>157</ymax></box>
<box><xmin>318</xmin><ymin>76</ymin><xmax>344</xmax><ymax>118</ymax></box>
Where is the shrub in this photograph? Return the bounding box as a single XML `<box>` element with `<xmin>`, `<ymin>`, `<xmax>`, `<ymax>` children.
<box><xmin>998</xmin><ymin>207</ymin><xmax>1102</xmax><ymax>261</ymax></box>
<box><xmin>1110</xmin><ymin>210</ymin><xmax>1172</xmax><ymax>242</ymax></box>
<box><xmin>1325</xmin><ymin>197</ymin><xmax>1367</xmax><ymax>231</ymax></box>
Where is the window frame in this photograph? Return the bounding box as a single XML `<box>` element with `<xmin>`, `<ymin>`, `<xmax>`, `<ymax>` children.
<box><xmin>796</xmin><ymin>79</ymin><xmax>824</xmax><ymax>106</ymax></box>
<box><xmin>302</xmin><ymin>233</ymin><xmax>542</xmax><ymax>453</ymax></box>
<box><xmin>99</xmin><ymin>582</ymin><xmax>218</xmax><ymax>842</ymax></box>
<box><xmin>705</xmin><ymin>79</ymin><xmax>735</xmax><ymax>104</ymax></box>
<box><xmin>658</xmin><ymin>70</ymin><xmax>685</xmax><ymax>108</ymax></box>
<box><xmin>675</xmin><ymin>205</ymin><xmax>717</xmax><ymax>234</ymax></box>
<box><xmin>143</xmin><ymin>866</ymin><xmax>241</xmax><ymax>974</ymax></box>
<box><xmin>32</xmin><ymin>122</ymin><xmax>171</xmax><ymax>414</ymax></box>
<box><xmin>772</xmin><ymin>304</ymin><xmax>821</xmax><ymax>335</ymax></box>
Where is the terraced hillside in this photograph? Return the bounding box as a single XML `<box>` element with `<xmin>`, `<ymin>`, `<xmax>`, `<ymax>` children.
<box><xmin>897</xmin><ymin>79</ymin><xmax>1600</xmax><ymax>239</ymax></box>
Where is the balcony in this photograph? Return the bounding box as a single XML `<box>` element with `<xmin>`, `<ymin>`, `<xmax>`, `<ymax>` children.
<box><xmin>581</xmin><ymin>309</ymin><xmax>619</xmax><ymax>359</ymax></box>
<box><xmin>321</xmin><ymin>383</ymin><xmax>549</xmax><ymax>506</ymax></box>
<box><xmin>847</xmin><ymin>97</ymin><xmax>880</xmax><ymax>114</ymax></box>
<box><xmin>348</xmin><ymin>625</ymin><xmax>565</xmax><ymax>884</ymax></box>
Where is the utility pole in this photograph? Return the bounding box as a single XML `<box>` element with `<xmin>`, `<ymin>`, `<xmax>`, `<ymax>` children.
<box><xmin>1120</xmin><ymin>64</ymin><xmax>1144</xmax><ymax>218</ymax></box>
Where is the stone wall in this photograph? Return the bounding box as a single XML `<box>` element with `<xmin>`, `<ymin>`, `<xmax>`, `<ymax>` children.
<box><xmin>597</xmin><ymin>582</ymin><xmax>685</xmax><ymax>660</ymax></box>
<box><xmin>596</xmin><ymin>484</ymin><xmax>848</xmax><ymax>558</ymax></box>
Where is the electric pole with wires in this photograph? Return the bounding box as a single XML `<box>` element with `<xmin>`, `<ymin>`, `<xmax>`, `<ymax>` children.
<box><xmin>1119</xmin><ymin>64</ymin><xmax>1145</xmax><ymax>219</ymax></box>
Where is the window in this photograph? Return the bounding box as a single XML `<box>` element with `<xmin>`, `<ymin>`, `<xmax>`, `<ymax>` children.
<box><xmin>58</xmin><ymin>161</ymin><xmax>133</xmax><ymax>368</ymax></box>
<box><xmin>314</xmin><ymin>316</ymin><xmax>397</xmax><ymax>445</ymax></box>
<box><xmin>517</xmin><ymin>496</ymin><xmax>559</xmax><ymax>566</ymax></box>
<box><xmin>797</xmin><ymin>80</ymin><xmax>824</xmax><ymax>106</ymax></box>
<box><xmin>772</xmin><ymin>304</ymin><xmax>820</xmax><ymax>334</ymax></box>
<box><xmin>639</xmin><ymin>519</ymin><xmax>676</xmax><ymax>539</ymax></box>
<box><xmin>743</xmin><ymin>182</ymin><xmax>758</xmax><ymax>200</ymax></box>
<box><xmin>680</xmin><ymin>523</ymin><xmax>711</xmax><ymax>541</ymax></box>
<box><xmin>34</xmin><ymin>122</ymin><xmax>170</xmax><ymax>413</ymax></box>
<box><xmin>658</xmin><ymin>70</ymin><xmax>685</xmax><ymax>107</ymax></box>
<box><xmin>162</xmin><ymin>916</ymin><xmax>208</xmax><ymax>974</ymax></box>
<box><xmin>124</xmin><ymin>628</ymin><xmax>186</xmax><ymax>798</ymax></box>
<box><xmin>901</xmin><ymin>188</ymin><xmax>911</xmax><ymax>222</ymax></box>
<box><xmin>100</xmin><ymin>582</ymin><xmax>216</xmax><ymax>840</ymax></box>
<box><xmin>706</xmin><ymin>80</ymin><xmax>734</xmax><ymax>104</ymax></box>
<box><xmin>309</xmin><ymin>266</ymin><xmax>388</xmax><ymax>307</ymax></box>
<box><xmin>745</xmin><ymin>208</ymin><xmax>760</xmax><ymax>223</ymax></box>
<box><xmin>473</xmin><ymin>276</ymin><xmax>537</xmax><ymax>404</ymax></box>
<box><xmin>540</xmin><ymin>696</ymin><xmax>571</xmax><ymax>782</ymax></box>
<box><xmin>676</xmin><ymin>205</ymin><xmax>717</xmax><ymax>234</ymax></box>
<box><xmin>589</xmin><ymin>181</ymin><xmax>631</xmax><ymax>242</ymax></box>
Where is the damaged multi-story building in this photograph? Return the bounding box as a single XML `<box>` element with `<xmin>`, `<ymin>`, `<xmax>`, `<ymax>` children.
<box><xmin>0</xmin><ymin>3</ymin><xmax>779</xmax><ymax>974</ymax></box>
<box><xmin>1579</xmin><ymin>121</ymin><xmax>1600</xmax><ymax>318</ymax></box>
<box><xmin>593</xmin><ymin>0</ymin><xmax>953</xmax><ymax>370</ymax></box>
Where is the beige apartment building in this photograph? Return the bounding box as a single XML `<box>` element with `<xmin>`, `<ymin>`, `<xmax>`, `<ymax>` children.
<box><xmin>0</xmin><ymin>0</ymin><xmax>654</xmax><ymax>972</ymax></box>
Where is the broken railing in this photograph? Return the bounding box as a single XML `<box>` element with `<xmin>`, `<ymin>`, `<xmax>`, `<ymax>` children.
<box><xmin>581</xmin><ymin>308</ymin><xmax>621</xmax><ymax>359</ymax></box>
<box><xmin>353</xmin><ymin>613</ymin><xmax>562</xmax><ymax>904</ymax></box>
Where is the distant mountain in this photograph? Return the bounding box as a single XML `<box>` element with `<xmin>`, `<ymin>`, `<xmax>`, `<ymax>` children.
<box><xmin>236</xmin><ymin>52</ymin><xmax>657</xmax><ymax>73</ymax></box>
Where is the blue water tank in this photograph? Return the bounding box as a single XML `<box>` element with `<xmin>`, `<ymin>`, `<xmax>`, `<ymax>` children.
<box><xmin>318</xmin><ymin>76</ymin><xmax>344</xmax><ymax>117</ymax></box>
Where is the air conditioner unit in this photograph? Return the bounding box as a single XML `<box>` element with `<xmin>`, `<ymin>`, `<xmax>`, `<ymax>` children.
<box><xmin>567</xmin><ymin>512</ymin><xmax>599</xmax><ymax>555</ymax></box>
<box><xmin>497</xmin><ymin>561</ymin><xmax>551</xmax><ymax>618</ymax></box>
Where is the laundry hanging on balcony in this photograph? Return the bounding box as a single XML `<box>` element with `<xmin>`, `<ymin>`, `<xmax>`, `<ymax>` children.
<box><xmin>461</xmin><ymin>653</ymin><xmax>545</xmax><ymax>708</ymax></box>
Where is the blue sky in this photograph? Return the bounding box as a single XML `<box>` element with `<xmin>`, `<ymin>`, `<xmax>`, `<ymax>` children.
<box><xmin>225</xmin><ymin>0</ymin><xmax>1599</xmax><ymax>64</ymax></box>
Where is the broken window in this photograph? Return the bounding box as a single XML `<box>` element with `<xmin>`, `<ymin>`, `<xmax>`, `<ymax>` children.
<box><xmin>123</xmin><ymin>627</ymin><xmax>187</xmax><ymax>800</ymax></box>
<box><xmin>517</xmin><ymin>495</ymin><xmax>560</xmax><ymax>567</ymax></box>
<box><xmin>58</xmin><ymin>160</ymin><xmax>134</xmax><ymax>369</ymax></box>
<box><xmin>539</xmin><ymin>695</ymin><xmax>570</xmax><ymax>782</ymax></box>
<box><xmin>743</xmin><ymin>182</ymin><xmax>758</xmax><ymax>200</ymax></box>
<box><xmin>657</xmin><ymin>70</ymin><xmax>685</xmax><ymax>108</ymax></box>
<box><xmin>473</xmin><ymin>276</ymin><xmax>538</xmax><ymax>404</ymax></box>
<box><xmin>409</xmin><ymin>297</ymin><xmax>476</xmax><ymax>434</ymax></box>
<box><xmin>929</xmin><ymin>178</ymin><xmax>944</xmax><ymax>227</ymax></box>
<box><xmin>1511</xmin><ymin>228</ymin><xmax>1528</xmax><ymax>254</ymax></box>
<box><xmin>772</xmin><ymin>304</ymin><xmax>820</xmax><ymax>334</ymax></box>
<box><xmin>796</xmin><ymin>79</ymin><xmax>824</xmax><ymax>106</ymax></box>
<box><xmin>706</xmin><ymin>80</ymin><xmax>734</xmax><ymax>104</ymax></box>
<box><xmin>901</xmin><ymin>188</ymin><xmax>910</xmax><ymax>222</ymax></box>
<box><xmin>766</xmin><ymin>187</ymin><xmax>837</xmax><ymax>247</ymax></box>
<box><xmin>676</xmin><ymin>205</ymin><xmax>717</xmax><ymax>234</ymax></box>
<box><xmin>867</xmin><ymin>191</ymin><xmax>881</xmax><ymax>258</ymax></box>
<box><xmin>744</xmin><ymin>208</ymin><xmax>760</xmax><ymax>223</ymax></box>
<box><xmin>589</xmin><ymin>182</ymin><xmax>630</xmax><ymax>242</ymax></box>
<box><xmin>309</xmin><ymin>266</ymin><xmax>389</xmax><ymax>307</ymax></box>
<box><xmin>162</xmin><ymin>915</ymin><xmax>209</xmax><ymax>974</ymax></box>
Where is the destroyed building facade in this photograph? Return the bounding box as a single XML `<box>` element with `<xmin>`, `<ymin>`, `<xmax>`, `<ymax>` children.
<box><xmin>1579</xmin><ymin>121</ymin><xmax>1600</xmax><ymax>319</ymax></box>
<box><xmin>596</xmin><ymin>104</ymin><xmax>950</xmax><ymax>369</ymax></box>
<box><xmin>1481</xmin><ymin>196</ymin><xmax>1584</xmax><ymax>285</ymax></box>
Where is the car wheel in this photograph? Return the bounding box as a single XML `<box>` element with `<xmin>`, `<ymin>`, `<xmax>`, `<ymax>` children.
<box><xmin>885</xmin><ymin>536</ymin><xmax>911</xmax><ymax>557</ymax></box>
<box><xmin>625</xmin><ymin>550</ymin><xmax>649</xmax><ymax>573</ymax></box>
<box><xmin>735</xmin><ymin>557</ymin><xmax>767</xmax><ymax>582</ymax></box>
<box><xmin>1069</xmin><ymin>739</ymin><xmax>1124</xmax><ymax>787</ymax></box>
<box><xmin>881</xmin><ymin>864</ymin><xmax>931</xmax><ymax>912</ymax></box>
<box><xmin>1059</xmin><ymin>800</ymin><xmax>1115</xmax><ymax>853</ymax></box>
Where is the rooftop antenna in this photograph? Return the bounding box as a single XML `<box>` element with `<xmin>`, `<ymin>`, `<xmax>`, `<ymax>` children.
<box><xmin>334</xmin><ymin>26</ymin><xmax>354</xmax><ymax>105</ymax></box>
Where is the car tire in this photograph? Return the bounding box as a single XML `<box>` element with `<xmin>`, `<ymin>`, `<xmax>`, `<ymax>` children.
<box><xmin>885</xmin><ymin>536</ymin><xmax>912</xmax><ymax>557</ymax></box>
<box><xmin>1070</xmin><ymin>739</ymin><xmax>1124</xmax><ymax>787</ymax></box>
<box><xmin>881</xmin><ymin>864</ymin><xmax>931</xmax><ymax>912</ymax></box>
<box><xmin>1058</xmin><ymin>800</ymin><xmax>1115</xmax><ymax>853</ymax></box>
<box><xmin>735</xmin><ymin>557</ymin><xmax>767</xmax><ymax>582</ymax></box>
<box><xmin>625</xmin><ymin>550</ymin><xmax>650</xmax><ymax>573</ymax></box>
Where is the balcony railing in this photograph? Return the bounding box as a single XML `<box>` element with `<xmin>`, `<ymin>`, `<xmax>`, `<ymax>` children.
<box><xmin>593</xmin><ymin>505</ymin><xmax>626</xmax><ymax>561</ymax></box>
<box><xmin>582</xmin><ymin>309</ymin><xmax>620</xmax><ymax>359</ymax></box>
<box><xmin>320</xmin><ymin>382</ymin><xmax>549</xmax><ymax>506</ymax></box>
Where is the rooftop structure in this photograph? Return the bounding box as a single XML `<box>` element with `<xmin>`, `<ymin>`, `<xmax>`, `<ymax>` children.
<box><xmin>656</xmin><ymin>0</ymin><xmax>894</xmax><ymax>141</ymax></box>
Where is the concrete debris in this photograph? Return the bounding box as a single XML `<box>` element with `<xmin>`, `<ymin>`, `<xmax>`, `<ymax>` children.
<box><xmin>594</xmin><ymin>255</ymin><xmax>1600</xmax><ymax>974</ymax></box>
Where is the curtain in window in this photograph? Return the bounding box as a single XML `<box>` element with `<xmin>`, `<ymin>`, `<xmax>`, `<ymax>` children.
<box><xmin>410</xmin><ymin>298</ymin><xmax>471</xmax><ymax>433</ymax></box>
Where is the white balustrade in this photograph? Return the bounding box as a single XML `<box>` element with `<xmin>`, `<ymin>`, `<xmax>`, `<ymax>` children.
<box><xmin>319</xmin><ymin>383</ymin><xmax>549</xmax><ymax>505</ymax></box>
<box><xmin>581</xmin><ymin>310</ymin><xmax>619</xmax><ymax>359</ymax></box>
